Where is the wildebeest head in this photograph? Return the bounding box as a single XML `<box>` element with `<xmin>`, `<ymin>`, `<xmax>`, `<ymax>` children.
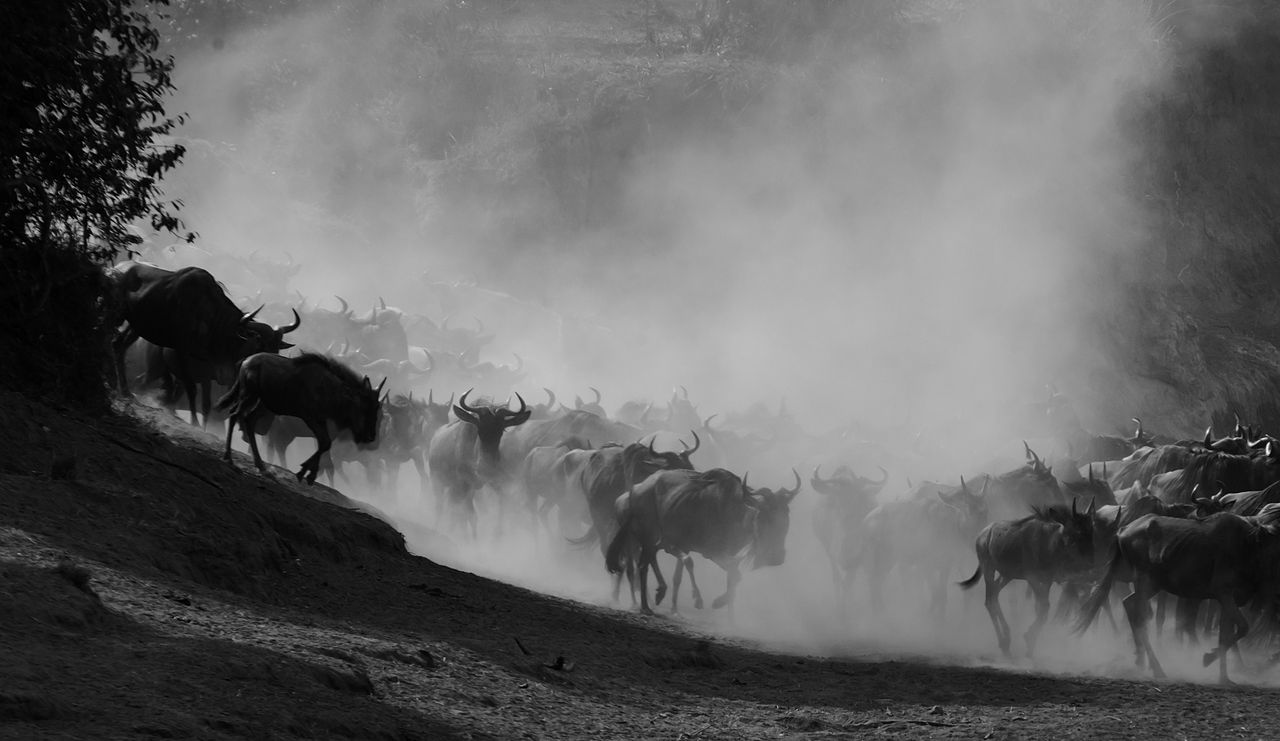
<box><xmin>644</xmin><ymin>430</ymin><xmax>701</xmax><ymax>471</ymax></box>
<box><xmin>385</xmin><ymin>392</ymin><xmax>428</xmax><ymax>452</ymax></box>
<box><xmin>743</xmin><ymin>469</ymin><xmax>801</xmax><ymax>569</ymax></box>
<box><xmin>1043</xmin><ymin>498</ymin><xmax>1098</xmax><ymax>561</ymax></box>
<box><xmin>574</xmin><ymin>387</ymin><xmax>606</xmax><ymax>417</ymax></box>
<box><xmin>810</xmin><ymin>464</ymin><xmax>889</xmax><ymax>499</ymax></box>
<box><xmin>244</xmin><ymin>307</ymin><xmax>302</xmax><ymax>352</ymax></box>
<box><xmin>351</xmin><ymin>375</ymin><xmax>387</xmax><ymax>445</ymax></box>
<box><xmin>453</xmin><ymin>389</ymin><xmax>531</xmax><ymax>462</ymax></box>
<box><xmin>938</xmin><ymin>476</ymin><xmax>989</xmax><ymax>533</ymax></box>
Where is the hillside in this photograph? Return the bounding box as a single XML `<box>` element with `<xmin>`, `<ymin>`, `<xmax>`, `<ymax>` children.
<box><xmin>5</xmin><ymin>393</ymin><xmax>1280</xmax><ymax>739</ymax></box>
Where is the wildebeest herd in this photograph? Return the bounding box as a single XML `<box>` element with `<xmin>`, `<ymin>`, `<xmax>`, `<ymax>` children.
<box><xmin>106</xmin><ymin>255</ymin><xmax>1280</xmax><ymax>685</ymax></box>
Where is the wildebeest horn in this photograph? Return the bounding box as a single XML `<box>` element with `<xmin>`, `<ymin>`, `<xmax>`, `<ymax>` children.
<box><xmin>279</xmin><ymin>308</ymin><xmax>302</xmax><ymax>334</ymax></box>
<box><xmin>786</xmin><ymin>468</ymin><xmax>802</xmax><ymax>500</ymax></box>
<box><xmin>681</xmin><ymin>430</ymin><xmax>700</xmax><ymax>454</ymax></box>
<box><xmin>1071</xmin><ymin>498</ymin><xmax>1078</xmax><ymax>518</ymax></box>
<box><xmin>1268</xmin><ymin>441</ymin><xmax>1274</xmax><ymax>459</ymax></box>
<box><xmin>543</xmin><ymin>387</ymin><xmax>556</xmax><ymax>407</ymax></box>
<box><xmin>703</xmin><ymin>414</ymin><xmax>718</xmax><ymax>431</ymax></box>
<box><xmin>1087</xmin><ymin>497</ymin><xmax>1096</xmax><ymax>517</ymax></box>
<box><xmin>866</xmin><ymin>465</ymin><xmax>888</xmax><ymax>487</ymax></box>
<box><xmin>505</xmin><ymin>392</ymin><xmax>528</xmax><ymax>418</ymax></box>
<box><xmin>1023</xmin><ymin>440</ymin><xmax>1034</xmax><ymax>459</ymax></box>
<box><xmin>379</xmin><ymin>296</ymin><xmax>387</xmax><ymax>310</ymax></box>
<box><xmin>1235</xmin><ymin>413</ymin><xmax>1243</xmax><ymax>436</ymax></box>
<box><xmin>512</xmin><ymin>353</ymin><xmax>524</xmax><ymax>372</ymax></box>
<box><xmin>457</xmin><ymin>388</ymin><xmax>477</xmax><ymax>414</ymax></box>
<box><xmin>811</xmin><ymin>465</ymin><xmax>828</xmax><ymax>488</ymax></box>
<box><xmin>680</xmin><ymin>385</ymin><xmax>688</xmax><ymax>400</ymax></box>
<box><xmin>575</xmin><ymin>395</ymin><xmax>584</xmax><ymax>409</ymax></box>
<box><xmin>1088</xmin><ymin>464</ymin><xmax>1094</xmax><ymax>483</ymax></box>
<box><xmin>427</xmin><ymin>389</ymin><xmax>433</xmax><ymax>405</ymax></box>
<box><xmin>474</xmin><ymin>316</ymin><xmax>485</xmax><ymax>334</ymax></box>
<box><xmin>741</xmin><ymin>472</ymin><xmax>749</xmax><ymax>490</ymax></box>
<box><xmin>409</xmin><ymin>358</ymin><xmax>431</xmax><ymax>375</ymax></box>
<box><xmin>591</xmin><ymin>386</ymin><xmax>601</xmax><ymax>405</ymax></box>
<box><xmin>647</xmin><ymin>435</ymin><xmax>658</xmax><ymax>455</ymax></box>
<box><xmin>375</xmin><ymin>377</ymin><xmax>387</xmax><ymax>396</ymax></box>
<box><xmin>335</xmin><ymin>295</ymin><xmax>350</xmax><ymax>315</ymax></box>
<box><xmin>959</xmin><ymin>475</ymin><xmax>969</xmax><ymax>495</ymax></box>
<box><xmin>241</xmin><ymin>304</ymin><xmax>264</xmax><ymax>324</ymax></box>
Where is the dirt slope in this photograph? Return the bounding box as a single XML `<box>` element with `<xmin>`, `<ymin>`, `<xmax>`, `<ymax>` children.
<box><xmin>2</xmin><ymin>393</ymin><xmax>1279</xmax><ymax>740</ymax></box>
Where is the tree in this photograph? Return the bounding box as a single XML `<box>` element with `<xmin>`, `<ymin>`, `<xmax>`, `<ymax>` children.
<box><xmin>0</xmin><ymin>0</ymin><xmax>188</xmax><ymax>407</ymax></box>
<box><xmin>1</xmin><ymin>0</ymin><xmax>188</xmax><ymax>264</ymax></box>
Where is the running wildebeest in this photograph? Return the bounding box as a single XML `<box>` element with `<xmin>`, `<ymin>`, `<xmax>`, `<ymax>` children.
<box><xmin>520</xmin><ymin>436</ymin><xmax>594</xmax><ymax>536</ymax></box>
<box><xmin>217</xmin><ymin>352</ymin><xmax>385</xmax><ymax>485</ymax></box>
<box><xmin>958</xmin><ymin>499</ymin><xmax>1099</xmax><ymax>658</ymax></box>
<box><xmin>606</xmin><ymin>467</ymin><xmax>800</xmax><ymax>615</ymax></box>
<box><xmin>427</xmin><ymin>390</ymin><xmax>531</xmax><ymax>538</ymax></box>
<box><xmin>1076</xmin><ymin>504</ymin><xmax>1280</xmax><ymax>684</ymax></box>
<box><xmin>810</xmin><ymin>464</ymin><xmax>889</xmax><ymax>613</ymax></box>
<box><xmin>107</xmin><ymin>260</ymin><xmax>269</xmax><ymax>407</ymax></box>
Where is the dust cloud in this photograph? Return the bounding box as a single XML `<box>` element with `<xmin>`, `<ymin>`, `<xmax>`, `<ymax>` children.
<box><xmin>147</xmin><ymin>0</ymin><xmax>1265</xmax><ymax>684</ymax></box>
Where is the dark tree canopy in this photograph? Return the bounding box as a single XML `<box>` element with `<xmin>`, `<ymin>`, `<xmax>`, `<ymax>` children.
<box><xmin>1</xmin><ymin>0</ymin><xmax>188</xmax><ymax>262</ymax></box>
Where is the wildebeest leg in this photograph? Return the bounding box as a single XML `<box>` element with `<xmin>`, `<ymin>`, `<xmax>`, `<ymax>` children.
<box><xmin>199</xmin><ymin>379</ymin><xmax>213</xmax><ymax>433</ymax></box>
<box><xmin>298</xmin><ymin>420</ymin><xmax>331</xmax><ymax>485</ymax></box>
<box><xmin>684</xmin><ymin>556</ymin><xmax>704</xmax><ymax>610</ymax></box>
<box><xmin>1206</xmin><ymin>596</ymin><xmax>1249</xmax><ymax>685</ymax></box>
<box><xmin>983</xmin><ymin>572</ymin><xmax>1013</xmax><ymax>658</ymax></box>
<box><xmin>712</xmin><ymin>560</ymin><xmax>741</xmax><ymax>611</ymax></box>
<box><xmin>637</xmin><ymin>545</ymin><xmax>656</xmax><ymax>615</ymax></box>
<box><xmin>174</xmin><ymin>353</ymin><xmax>200</xmax><ymax>427</ymax></box>
<box><xmin>1024</xmin><ymin>579</ymin><xmax>1052</xmax><ymax>658</ymax></box>
<box><xmin>650</xmin><ymin>552</ymin><xmax>668</xmax><ymax>607</ymax></box>
<box><xmin>243</xmin><ymin>412</ymin><xmax>269</xmax><ymax>472</ymax></box>
<box><xmin>222</xmin><ymin>410</ymin><xmax>239</xmax><ymax>463</ymax></box>
<box><xmin>670</xmin><ymin>554</ymin><xmax>684</xmax><ymax>613</ymax></box>
<box><xmin>1124</xmin><ymin>581</ymin><xmax>1165</xmax><ymax>678</ymax></box>
<box><xmin>112</xmin><ymin>325</ymin><xmax>139</xmax><ymax>395</ymax></box>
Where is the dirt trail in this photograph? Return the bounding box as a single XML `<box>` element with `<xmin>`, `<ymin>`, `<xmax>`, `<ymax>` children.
<box><xmin>2</xmin><ymin>392</ymin><xmax>1279</xmax><ymax>740</ymax></box>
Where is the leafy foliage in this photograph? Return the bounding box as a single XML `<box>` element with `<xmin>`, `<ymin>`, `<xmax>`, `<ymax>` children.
<box><xmin>1</xmin><ymin>0</ymin><xmax>188</xmax><ymax>261</ymax></box>
<box><xmin>0</xmin><ymin>0</ymin><xmax>188</xmax><ymax>409</ymax></box>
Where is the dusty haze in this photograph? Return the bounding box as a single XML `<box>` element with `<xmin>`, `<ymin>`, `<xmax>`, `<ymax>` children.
<box><xmin>146</xmin><ymin>0</ymin><xmax>1259</xmax><ymax>682</ymax></box>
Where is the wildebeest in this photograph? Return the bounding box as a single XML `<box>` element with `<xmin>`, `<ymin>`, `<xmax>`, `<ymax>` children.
<box><xmin>519</xmin><ymin>436</ymin><xmax>594</xmax><ymax>536</ymax></box>
<box><xmin>144</xmin><ymin>308</ymin><xmax>303</xmax><ymax>429</ymax></box>
<box><xmin>427</xmin><ymin>390</ymin><xmax>531</xmax><ymax>537</ymax></box>
<box><xmin>107</xmin><ymin>261</ymin><xmax>267</xmax><ymax>403</ymax></box>
<box><xmin>1076</xmin><ymin>505</ymin><xmax>1280</xmax><ymax>684</ymax></box>
<box><xmin>810</xmin><ymin>464</ymin><xmax>889</xmax><ymax>612</ymax></box>
<box><xmin>958</xmin><ymin>500</ymin><xmax>1099</xmax><ymax>658</ymax></box>
<box><xmin>862</xmin><ymin>478</ymin><xmax>989</xmax><ymax>619</ymax></box>
<box><xmin>217</xmin><ymin>353</ymin><xmax>385</xmax><ymax>485</ymax></box>
<box><xmin>1154</xmin><ymin>446</ymin><xmax>1280</xmax><ymax>504</ymax></box>
<box><xmin>605</xmin><ymin>467</ymin><xmax>800</xmax><ymax>615</ymax></box>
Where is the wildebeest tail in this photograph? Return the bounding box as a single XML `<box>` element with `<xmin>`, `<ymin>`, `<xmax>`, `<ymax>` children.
<box><xmin>214</xmin><ymin>373</ymin><xmax>244</xmax><ymax>412</ymax></box>
<box><xmin>957</xmin><ymin>564</ymin><xmax>982</xmax><ymax>590</ymax></box>
<box><xmin>604</xmin><ymin>511</ymin><xmax>634</xmax><ymax>575</ymax></box>
<box><xmin>1074</xmin><ymin>540</ymin><xmax>1123</xmax><ymax>635</ymax></box>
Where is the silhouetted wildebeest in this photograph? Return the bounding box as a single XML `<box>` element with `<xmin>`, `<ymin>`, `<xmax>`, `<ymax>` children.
<box><xmin>959</xmin><ymin>500</ymin><xmax>1099</xmax><ymax>658</ymax></box>
<box><xmin>1108</xmin><ymin>444</ymin><xmax>1196</xmax><ymax>490</ymax></box>
<box><xmin>427</xmin><ymin>390</ymin><xmax>530</xmax><ymax>538</ymax></box>
<box><xmin>107</xmin><ymin>260</ymin><xmax>268</xmax><ymax>408</ymax></box>
<box><xmin>606</xmin><ymin>467</ymin><xmax>800</xmax><ymax>615</ymax></box>
<box><xmin>217</xmin><ymin>353</ymin><xmax>385</xmax><ymax>485</ymax></box>
<box><xmin>145</xmin><ymin>308</ymin><xmax>302</xmax><ymax>429</ymax></box>
<box><xmin>1154</xmin><ymin>445</ymin><xmax>1280</xmax><ymax>504</ymax></box>
<box><xmin>810</xmin><ymin>464</ymin><xmax>889</xmax><ymax>612</ymax></box>
<box><xmin>976</xmin><ymin>443</ymin><xmax>1069</xmax><ymax>522</ymax></box>
<box><xmin>1076</xmin><ymin>505</ymin><xmax>1280</xmax><ymax>684</ymax></box>
<box><xmin>573</xmin><ymin>387</ymin><xmax>607</xmax><ymax>417</ymax></box>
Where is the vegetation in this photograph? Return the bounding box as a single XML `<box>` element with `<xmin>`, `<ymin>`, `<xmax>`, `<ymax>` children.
<box><xmin>0</xmin><ymin>0</ymin><xmax>187</xmax><ymax>409</ymax></box>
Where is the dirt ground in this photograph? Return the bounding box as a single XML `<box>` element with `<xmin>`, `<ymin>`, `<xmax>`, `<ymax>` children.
<box><xmin>2</xmin><ymin>391</ymin><xmax>1279</xmax><ymax>740</ymax></box>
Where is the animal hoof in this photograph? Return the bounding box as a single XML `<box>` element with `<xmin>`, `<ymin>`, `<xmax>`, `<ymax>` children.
<box><xmin>654</xmin><ymin>585</ymin><xmax>668</xmax><ymax>605</ymax></box>
<box><xmin>1203</xmin><ymin>650</ymin><xmax>1218</xmax><ymax>668</ymax></box>
<box><xmin>711</xmin><ymin>595</ymin><xmax>729</xmax><ymax>609</ymax></box>
<box><xmin>640</xmin><ymin>606</ymin><xmax>653</xmax><ymax>616</ymax></box>
<box><xmin>694</xmin><ymin>598</ymin><xmax>704</xmax><ymax>610</ymax></box>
